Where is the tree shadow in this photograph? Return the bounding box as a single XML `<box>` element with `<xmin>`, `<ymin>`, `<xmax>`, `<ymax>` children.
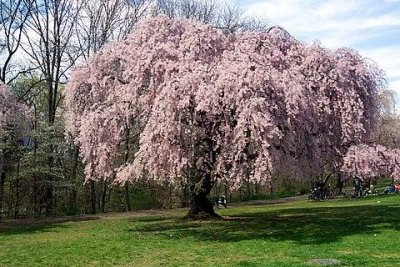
<box><xmin>128</xmin><ymin>215</ymin><xmax>175</xmax><ymax>223</ymax></box>
<box><xmin>130</xmin><ymin>203</ymin><xmax>400</xmax><ymax>245</ymax></box>
<box><xmin>0</xmin><ymin>216</ymin><xmax>100</xmax><ymax>236</ymax></box>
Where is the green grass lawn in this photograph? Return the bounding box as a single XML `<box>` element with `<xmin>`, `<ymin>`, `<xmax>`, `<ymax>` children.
<box><xmin>1</xmin><ymin>194</ymin><xmax>399</xmax><ymax>267</ymax></box>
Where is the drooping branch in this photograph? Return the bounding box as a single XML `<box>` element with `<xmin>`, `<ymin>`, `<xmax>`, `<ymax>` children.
<box><xmin>65</xmin><ymin>16</ymin><xmax>383</xmax><ymax>191</ymax></box>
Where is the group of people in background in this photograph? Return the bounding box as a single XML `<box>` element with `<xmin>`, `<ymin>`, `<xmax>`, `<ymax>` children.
<box><xmin>353</xmin><ymin>177</ymin><xmax>400</xmax><ymax>197</ymax></box>
<box><xmin>352</xmin><ymin>177</ymin><xmax>375</xmax><ymax>197</ymax></box>
<box><xmin>384</xmin><ymin>182</ymin><xmax>400</xmax><ymax>195</ymax></box>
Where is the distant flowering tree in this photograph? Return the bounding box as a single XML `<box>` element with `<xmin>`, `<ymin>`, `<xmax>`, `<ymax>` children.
<box><xmin>341</xmin><ymin>144</ymin><xmax>400</xmax><ymax>181</ymax></box>
<box><xmin>0</xmin><ymin>81</ymin><xmax>30</xmax><ymax>211</ymax></box>
<box><xmin>0</xmin><ymin>82</ymin><xmax>30</xmax><ymax>140</ymax></box>
<box><xmin>65</xmin><ymin>16</ymin><xmax>383</xmax><ymax>218</ymax></box>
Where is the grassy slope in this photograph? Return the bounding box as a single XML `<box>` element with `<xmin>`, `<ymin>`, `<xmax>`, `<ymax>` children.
<box><xmin>0</xmin><ymin>195</ymin><xmax>399</xmax><ymax>267</ymax></box>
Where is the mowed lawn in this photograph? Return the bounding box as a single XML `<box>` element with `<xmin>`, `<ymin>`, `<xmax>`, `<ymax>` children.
<box><xmin>1</xmin><ymin>195</ymin><xmax>399</xmax><ymax>267</ymax></box>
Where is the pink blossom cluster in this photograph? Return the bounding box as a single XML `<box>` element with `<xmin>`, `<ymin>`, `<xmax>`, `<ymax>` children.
<box><xmin>65</xmin><ymin>16</ymin><xmax>383</xmax><ymax>188</ymax></box>
<box><xmin>341</xmin><ymin>144</ymin><xmax>400</xmax><ymax>181</ymax></box>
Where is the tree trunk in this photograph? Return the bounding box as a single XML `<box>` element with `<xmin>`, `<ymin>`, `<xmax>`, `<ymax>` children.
<box><xmin>106</xmin><ymin>187</ymin><xmax>112</xmax><ymax>211</ymax></box>
<box><xmin>90</xmin><ymin>180</ymin><xmax>96</xmax><ymax>214</ymax></box>
<box><xmin>169</xmin><ymin>184</ymin><xmax>173</xmax><ymax>209</ymax></box>
<box><xmin>97</xmin><ymin>182</ymin><xmax>101</xmax><ymax>212</ymax></box>
<box><xmin>0</xmin><ymin>145</ymin><xmax>6</xmax><ymax>218</ymax></box>
<box><xmin>14</xmin><ymin>177</ymin><xmax>19</xmax><ymax>219</ymax></box>
<box><xmin>14</xmin><ymin>162</ymin><xmax>21</xmax><ymax>219</ymax></box>
<box><xmin>123</xmin><ymin>123</ymin><xmax>132</xmax><ymax>212</ymax></box>
<box><xmin>45</xmin><ymin>149</ymin><xmax>54</xmax><ymax>216</ymax></box>
<box><xmin>32</xmin><ymin>104</ymin><xmax>39</xmax><ymax>216</ymax></box>
<box><xmin>186</xmin><ymin>174</ymin><xmax>219</xmax><ymax>220</ymax></box>
<box><xmin>245</xmin><ymin>169</ymin><xmax>251</xmax><ymax>198</ymax></box>
<box><xmin>0</xmin><ymin>171</ymin><xmax>5</xmax><ymax>219</ymax></box>
<box><xmin>101</xmin><ymin>181</ymin><xmax>107</xmax><ymax>213</ymax></box>
<box><xmin>124</xmin><ymin>183</ymin><xmax>131</xmax><ymax>212</ymax></box>
<box><xmin>255</xmin><ymin>182</ymin><xmax>260</xmax><ymax>195</ymax></box>
<box><xmin>269</xmin><ymin>180</ymin><xmax>274</xmax><ymax>196</ymax></box>
<box><xmin>180</xmin><ymin>182</ymin><xmax>189</xmax><ymax>208</ymax></box>
<box><xmin>69</xmin><ymin>148</ymin><xmax>79</xmax><ymax>214</ymax></box>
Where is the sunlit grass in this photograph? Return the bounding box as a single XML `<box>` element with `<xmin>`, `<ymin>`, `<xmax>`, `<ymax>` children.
<box><xmin>1</xmin><ymin>194</ymin><xmax>399</xmax><ymax>266</ymax></box>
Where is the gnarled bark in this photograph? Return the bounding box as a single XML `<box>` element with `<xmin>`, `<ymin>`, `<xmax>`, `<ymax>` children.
<box><xmin>185</xmin><ymin>174</ymin><xmax>220</xmax><ymax>220</ymax></box>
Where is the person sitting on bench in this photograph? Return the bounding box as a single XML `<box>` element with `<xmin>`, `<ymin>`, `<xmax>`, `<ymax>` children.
<box><xmin>216</xmin><ymin>195</ymin><xmax>227</xmax><ymax>208</ymax></box>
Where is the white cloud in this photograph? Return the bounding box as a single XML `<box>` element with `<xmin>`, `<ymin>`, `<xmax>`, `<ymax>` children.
<box><xmin>244</xmin><ymin>0</ymin><xmax>400</xmax><ymax>46</ymax></box>
<box><xmin>243</xmin><ymin>0</ymin><xmax>400</xmax><ymax>94</ymax></box>
<box><xmin>361</xmin><ymin>45</ymin><xmax>400</xmax><ymax>95</ymax></box>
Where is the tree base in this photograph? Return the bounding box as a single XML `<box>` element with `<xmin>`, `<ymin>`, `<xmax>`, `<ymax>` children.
<box><xmin>185</xmin><ymin>174</ymin><xmax>219</xmax><ymax>220</ymax></box>
<box><xmin>184</xmin><ymin>197</ymin><xmax>222</xmax><ymax>220</ymax></box>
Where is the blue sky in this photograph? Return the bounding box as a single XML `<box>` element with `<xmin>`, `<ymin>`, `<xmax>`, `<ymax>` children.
<box><xmin>235</xmin><ymin>0</ymin><xmax>400</xmax><ymax>96</ymax></box>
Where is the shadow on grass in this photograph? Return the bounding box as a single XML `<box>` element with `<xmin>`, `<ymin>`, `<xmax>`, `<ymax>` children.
<box><xmin>131</xmin><ymin>203</ymin><xmax>400</xmax><ymax>245</ymax></box>
<box><xmin>129</xmin><ymin>216</ymin><xmax>176</xmax><ymax>223</ymax></box>
<box><xmin>0</xmin><ymin>216</ymin><xmax>100</xmax><ymax>236</ymax></box>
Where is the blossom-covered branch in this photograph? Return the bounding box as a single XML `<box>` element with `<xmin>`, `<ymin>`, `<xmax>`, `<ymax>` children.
<box><xmin>65</xmin><ymin>16</ymin><xmax>383</xmax><ymax>217</ymax></box>
<box><xmin>341</xmin><ymin>144</ymin><xmax>400</xmax><ymax>180</ymax></box>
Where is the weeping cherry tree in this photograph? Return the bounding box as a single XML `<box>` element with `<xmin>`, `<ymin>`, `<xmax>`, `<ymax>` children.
<box><xmin>65</xmin><ymin>17</ymin><xmax>383</xmax><ymax>218</ymax></box>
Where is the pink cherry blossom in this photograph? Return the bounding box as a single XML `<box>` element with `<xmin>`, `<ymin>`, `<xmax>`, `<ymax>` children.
<box><xmin>0</xmin><ymin>82</ymin><xmax>30</xmax><ymax>140</ymax></box>
<box><xmin>65</xmin><ymin>16</ymin><xmax>383</xmax><ymax>191</ymax></box>
<box><xmin>341</xmin><ymin>144</ymin><xmax>400</xmax><ymax>181</ymax></box>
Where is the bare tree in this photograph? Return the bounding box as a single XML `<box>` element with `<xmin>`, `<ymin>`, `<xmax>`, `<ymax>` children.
<box><xmin>378</xmin><ymin>89</ymin><xmax>397</xmax><ymax>117</ymax></box>
<box><xmin>154</xmin><ymin>0</ymin><xmax>218</xmax><ymax>24</ymax></box>
<box><xmin>216</xmin><ymin>2</ymin><xmax>268</xmax><ymax>33</ymax></box>
<box><xmin>0</xmin><ymin>0</ymin><xmax>33</xmax><ymax>84</ymax></box>
<box><xmin>123</xmin><ymin>0</ymin><xmax>151</xmax><ymax>38</ymax></box>
<box><xmin>76</xmin><ymin>0</ymin><xmax>150</xmax><ymax>60</ymax></box>
<box><xmin>180</xmin><ymin>0</ymin><xmax>218</xmax><ymax>23</ymax></box>
<box><xmin>22</xmin><ymin>0</ymin><xmax>82</xmax><ymax>125</ymax></box>
<box><xmin>240</xmin><ymin>16</ymin><xmax>269</xmax><ymax>33</ymax></box>
<box><xmin>154</xmin><ymin>0</ymin><xmax>268</xmax><ymax>33</ymax></box>
<box><xmin>374</xmin><ymin>89</ymin><xmax>400</xmax><ymax>148</ymax></box>
<box><xmin>19</xmin><ymin>0</ymin><xmax>84</xmax><ymax>215</ymax></box>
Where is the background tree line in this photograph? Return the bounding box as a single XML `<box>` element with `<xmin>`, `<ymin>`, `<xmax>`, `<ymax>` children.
<box><xmin>0</xmin><ymin>0</ymin><xmax>396</xmax><ymax>219</ymax></box>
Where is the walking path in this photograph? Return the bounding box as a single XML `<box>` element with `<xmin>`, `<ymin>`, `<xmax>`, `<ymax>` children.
<box><xmin>0</xmin><ymin>195</ymin><xmax>309</xmax><ymax>229</ymax></box>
